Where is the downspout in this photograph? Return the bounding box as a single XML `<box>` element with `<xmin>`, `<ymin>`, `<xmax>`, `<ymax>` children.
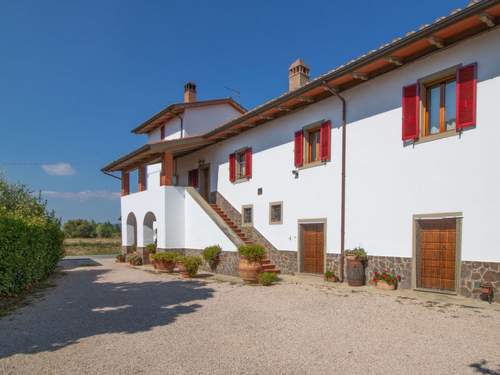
<box><xmin>322</xmin><ymin>81</ymin><xmax>346</xmax><ymax>282</ymax></box>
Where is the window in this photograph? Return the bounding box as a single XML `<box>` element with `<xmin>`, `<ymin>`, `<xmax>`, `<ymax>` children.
<box><xmin>242</xmin><ymin>205</ymin><xmax>253</xmax><ymax>226</ymax></box>
<box><xmin>188</xmin><ymin>169</ymin><xmax>198</xmax><ymax>188</ymax></box>
<box><xmin>235</xmin><ymin>150</ymin><xmax>246</xmax><ymax>179</ymax></box>
<box><xmin>307</xmin><ymin>127</ymin><xmax>321</xmax><ymax>163</ymax></box>
<box><xmin>269</xmin><ymin>202</ymin><xmax>283</xmax><ymax>225</ymax></box>
<box><xmin>229</xmin><ymin>148</ymin><xmax>252</xmax><ymax>182</ymax></box>
<box><xmin>424</xmin><ymin>76</ymin><xmax>456</xmax><ymax>136</ymax></box>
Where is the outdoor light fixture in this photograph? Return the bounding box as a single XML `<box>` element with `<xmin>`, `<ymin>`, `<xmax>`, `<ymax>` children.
<box><xmin>292</xmin><ymin>170</ymin><xmax>299</xmax><ymax>179</ymax></box>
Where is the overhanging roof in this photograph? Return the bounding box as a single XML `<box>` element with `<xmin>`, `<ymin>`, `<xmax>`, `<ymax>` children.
<box><xmin>101</xmin><ymin>136</ymin><xmax>214</xmax><ymax>172</ymax></box>
<box><xmin>132</xmin><ymin>98</ymin><xmax>247</xmax><ymax>134</ymax></box>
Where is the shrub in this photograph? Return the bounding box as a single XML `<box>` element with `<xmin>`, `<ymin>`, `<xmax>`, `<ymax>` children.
<box><xmin>128</xmin><ymin>252</ymin><xmax>143</xmax><ymax>266</ymax></box>
<box><xmin>345</xmin><ymin>247</ymin><xmax>368</xmax><ymax>260</ymax></box>
<box><xmin>0</xmin><ymin>175</ymin><xmax>64</xmax><ymax>297</ymax></box>
<box><xmin>238</xmin><ymin>244</ymin><xmax>265</xmax><ymax>263</ymax></box>
<box><xmin>259</xmin><ymin>272</ymin><xmax>279</xmax><ymax>286</ymax></box>
<box><xmin>151</xmin><ymin>252</ymin><xmax>179</xmax><ymax>263</ymax></box>
<box><xmin>202</xmin><ymin>245</ymin><xmax>221</xmax><ymax>269</ymax></box>
<box><xmin>178</xmin><ymin>255</ymin><xmax>202</xmax><ymax>277</ymax></box>
<box><xmin>115</xmin><ymin>254</ymin><xmax>126</xmax><ymax>263</ymax></box>
<box><xmin>146</xmin><ymin>243</ymin><xmax>157</xmax><ymax>255</ymax></box>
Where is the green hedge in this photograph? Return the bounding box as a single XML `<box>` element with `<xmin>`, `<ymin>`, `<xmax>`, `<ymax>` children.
<box><xmin>0</xmin><ymin>213</ymin><xmax>64</xmax><ymax>296</ymax></box>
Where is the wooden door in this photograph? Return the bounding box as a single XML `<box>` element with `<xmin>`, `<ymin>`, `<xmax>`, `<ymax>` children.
<box><xmin>199</xmin><ymin>167</ymin><xmax>210</xmax><ymax>201</ymax></box>
<box><xmin>418</xmin><ymin>218</ymin><xmax>456</xmax><ymax>291</ymax></box>
<box><xmin>301</xmin><ymin>223</ymin><xmax>324</xmax><ymax>274</ymax></box>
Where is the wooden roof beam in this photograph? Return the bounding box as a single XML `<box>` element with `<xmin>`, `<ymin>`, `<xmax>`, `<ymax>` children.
<box><xmin>428</xmin><ymin>36</ymin><xmax>445</xmax><ymax>48</ymax></box>
<box><xmin>479</xmin><ymin>12</ymin><xmax>495</xmax><ymax>28</ymax></box>
<box><xmin>258</xmin><ymin>115</ymin><xmax>274</xmax><ymax>121</ymax></box>
<box><xmin>276</xmin><ymin>106</ymin><xmax>291</xmax><ymax>112</ymax></box>
<box><xmin>297</xmin><ymin>96</ymin><xmax>314</xmax><ymax>103</ymax></box>
<box><xmin>384</xmin><ymin>56</ymin><xmax>403</xmax><ymax>66</ymax></box>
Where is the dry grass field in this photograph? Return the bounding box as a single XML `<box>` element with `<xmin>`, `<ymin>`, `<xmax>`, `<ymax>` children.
<box><xmin>64</xmin><ymin>238</ymin><xmax>121</xmax><ymax>256</ymax></box>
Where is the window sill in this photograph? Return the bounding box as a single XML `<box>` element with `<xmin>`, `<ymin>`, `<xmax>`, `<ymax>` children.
<box><xmin>414</xmin><ymin>129</ymin><xmax>459</xmax><ymax>145</ymax></box>
<box><xmin>269</xmin><ymin>221</ymin><xmax>283</xmax><ymax>225</ymax></box>
<box><xmin>298</xmin><ymin>161</ymin><xmax>327</xmax><ymax>170</ymax></box>
<box><xmin>233</xmin><ymin>177</ymin><xmax>249</xmax><ymax>184</ymax></box>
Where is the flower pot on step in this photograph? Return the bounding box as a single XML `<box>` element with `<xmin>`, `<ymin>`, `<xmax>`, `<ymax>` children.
<box><xmin>155</xmin><ymin>259</ymin><xmax>176</xmax><ymax>273</ymax></box>
<box><xmin>375</xmin><ymin>280</ymin><xmax>397</xmax><ymax>290</ymax></box>
<box><xmin>239</xmin><ymin>257</ymin><xmax>262</xmax><ymax>283</ymax></box>
<box><xmin>177</xmin><ymin>262</ymin><xmax>191</xmax><ymax>278</ymax></box>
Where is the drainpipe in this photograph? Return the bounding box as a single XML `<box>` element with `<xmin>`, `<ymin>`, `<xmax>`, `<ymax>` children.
<box><xmin>322</xmin><ymin>81</ymin><xmax>346</xmax><ymax>283</ymax></box>
<box><xmin>167</xmin><ymin>110</ymin><xmax>184</xmax><ymax>138</ymax></box>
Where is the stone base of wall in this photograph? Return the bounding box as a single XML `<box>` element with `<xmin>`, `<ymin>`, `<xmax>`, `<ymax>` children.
<box><xmin>158</xmin><ymin>248</ymin><xmax>240</xmax><ymax>277</ymax></box>
<box><xmin>122</xmin><ymin>245</ymin><xmax>134</xmax><ymax>255</ymax></box>
<box><xmin>269</xmin><ymin>250</ymin><xmax>298</xmax><ymax>274</ymax></box>
<box><xmin>460</xmin><ymin>261</ymin><xmax>500</xmax><ymax>303</ymax></box>
<box><xmin>136</xmin><ymin>247</ymin><xmax>150</xmax><ymax>265</ymax></box>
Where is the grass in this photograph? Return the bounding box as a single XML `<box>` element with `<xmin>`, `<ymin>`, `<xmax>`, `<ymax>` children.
<box><xmin>64</xmin><ymin>237</ymin><xmax>121</xmax><ymax>256</ymax></box>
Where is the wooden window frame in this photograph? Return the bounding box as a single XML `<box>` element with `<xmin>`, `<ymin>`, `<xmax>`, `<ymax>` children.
<box><xmin>269</xmin><ymin>201</ymin><xmax>283</xmax><ymax>225</ymax></box>
<box><xmin>299</xmin><ymin>120</ymin><xmax>326</xmax><ymax>169</ymax></box>
<box><xmin>423</xmin><ymin>75</ymin><xmax>456</xmax><ymax>137</ymax></box>
<box><xmin>234</xmin><ymin>147</ymin><xmax>249</xmax><ymax>182</ymax></box>
<box><xmin>242</xmin><ymin>204</ymin><xmax>253</xmax><ymax>227</ymax></box>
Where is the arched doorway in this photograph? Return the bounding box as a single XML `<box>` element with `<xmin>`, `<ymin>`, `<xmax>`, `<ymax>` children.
<box><xmin>126</xmin><ymin>212</ymin><xmax>137</xmax><ymax>248</ymax></box>
<box><xmin>143</xmin><ymin>212</ymin><xmax>157</xmax><ymax>247</ymax></box>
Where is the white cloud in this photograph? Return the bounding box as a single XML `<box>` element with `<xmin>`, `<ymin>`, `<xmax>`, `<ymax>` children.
<box><xmin>41</xmin><ymin>162</ymin><xmax>76</xmax><ymax>176</ymax></box>
<box><xmin>42</xmin><ymin>190</ymin><xmax>120</xmax><ymax>201</ymax></box>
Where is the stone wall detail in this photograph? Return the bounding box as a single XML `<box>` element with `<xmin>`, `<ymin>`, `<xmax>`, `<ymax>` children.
<box><xmin>158</xmin><ymin>248</ymin><xmax>240</xmax><ymax>276</ymax></box>
<box><xmin>460</xmin><ymin>261</ymin><xmax>500</xmax><ymax>303</ymax></box>
<box><xmin>365</xmin><ymin>256</ymin><xmax>413</xmax><ymax>289</ymax></box>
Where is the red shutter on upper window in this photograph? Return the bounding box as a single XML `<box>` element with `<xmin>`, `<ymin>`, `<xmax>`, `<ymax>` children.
<box><xmin>402</xmin><ymin>83</ymin><xmax>419</xmax><ymax>141</ymax></box>
<box><xmin>244</xmin><ymin>148</ymin><xmax>252</xmax><ymax>179</ymax></box>
<box><xmin>456</xmin><ymin>63</ymin><xmax>477</xmax><ymax>131</ymax></box>
<box><xmin>229</xmin><ymin>153</ymin><xmax>236</xmax><ymax>182</ymax></box>
<box><xmin>294</xmin><ymin>130</ymin><xmax>304</xmax><ymax>167</ymax></box>
<box><xmin>160</xmin><ymin>126</ymin><xmax>165</xmax><ymax>140</ymax></box>
<box><xmin>188</xmin><ymin>169</ymin><xmax>199</xmax><ymax>188</ymax></box>
<box><xmin>320</xmin><ymin>120</ymin><xmax>331</xmax><ymax>162</ymax></box>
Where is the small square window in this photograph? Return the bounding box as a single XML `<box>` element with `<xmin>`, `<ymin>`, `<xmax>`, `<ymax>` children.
<box><xmin>269</xmin><ymin>202</ymin><xmax>283</xmax><ymax>225</ymax></box>
<box><xmin>242</xmin><ymin>205</ymin><xmax>253</xmax><ymax>226</ymax></box>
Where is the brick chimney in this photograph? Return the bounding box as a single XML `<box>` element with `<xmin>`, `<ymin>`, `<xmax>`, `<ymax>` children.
<box><xmin>288</xmin><ymin>59</ymin><xmax>310</xmax><ymax>91</ymax></box>
<box><xmin>184</xmin><ymin>81</ymin><xmax>197</xmax><ymax>103</ymax></box>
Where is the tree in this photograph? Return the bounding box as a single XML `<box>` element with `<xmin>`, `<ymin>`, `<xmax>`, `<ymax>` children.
<box><xmin>96</xmin><ymin>222</ymin><xmax>115</xmax><ymax>238</ymax></box>
<box><xmin>63</xmin><ymin>219</ymin><xmax>96</xmax><ymax>238</ymax></box>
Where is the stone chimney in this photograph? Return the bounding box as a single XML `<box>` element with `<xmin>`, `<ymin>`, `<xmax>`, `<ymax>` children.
<box><xmin>288</xmin><ymin>59</ymin><xmax>310</xmax><ymax>91</ymax></box>
<box><xmin>184</xmin><ymin>81</ymin><xmax>197</xmax><ymax>103</ymax></box>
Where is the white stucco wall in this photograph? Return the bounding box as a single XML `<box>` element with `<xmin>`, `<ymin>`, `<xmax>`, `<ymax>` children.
<box><xmin>174</xmin><ymin>28</ymin><xmax>500</xmax><ymax>262</ymax></box>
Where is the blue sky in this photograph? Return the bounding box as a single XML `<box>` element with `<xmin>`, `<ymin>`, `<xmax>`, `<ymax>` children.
<box><xmin>0</xmin><ymin>0</ymin><xmax>465</xmax><ymax>223</ymax></box>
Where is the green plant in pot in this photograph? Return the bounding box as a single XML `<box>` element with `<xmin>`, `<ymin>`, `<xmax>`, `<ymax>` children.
<box><xmin>115</xmin><ymin>254</ymin><xmax>126</xmax><ymax>263</ymax></box>
<box><xmin>238</xmin><ymin>244</ymin><xmax>265</xmax><ymax>283</ymax></box>
<box><xmin>202</xmin><ymin>245</ymin><xmax>222</xmax><ymax>272</ymax></box>
<box><xmin>324</xmin><ymin>270</ymin><xmax>338</xmax><ymax>282</ymax></box>
<box><xmin>345</xmin><ymin>247</ymin><xmax>367</xmax><ymax>287</ymax></box>
<box><xmin>151</xmin><ymin>252</ymin><xmax>179</xmax><ymax>273</ymax></box>
<box><xmin>177</xmin><ymin>255</ymin><xmax>202</xmax><ymax>278</ymax></box>
<box><xmin>128</xmin><ymin>252</ymin><xmax>143</xmax><ymax>266</ymax></box>
<box><xmin>259</xmin><ymin>271</ymin><xmax>279</xmax><ymax>286</ymax></box>
<box><xmin>146</xmin><ymin>243</ymin><xmax>157</xmax><ymax>264</ymax></box>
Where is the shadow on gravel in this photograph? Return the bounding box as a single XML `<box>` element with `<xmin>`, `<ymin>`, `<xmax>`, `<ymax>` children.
<box><xmin>469</xmin><ymin>360</ymin><xmax>500</xmax><ymax>374</ymax></box>
<box><xmin>0</xmin><ymin>265</ymin><xmax>214</xmax><ymax>359</ymax></box>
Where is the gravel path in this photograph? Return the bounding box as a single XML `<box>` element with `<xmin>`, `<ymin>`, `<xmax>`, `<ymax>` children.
<box><xmin>0</xmin><ymin>258</ymin><xmax>499</xmax><ymax>375</ymax></box>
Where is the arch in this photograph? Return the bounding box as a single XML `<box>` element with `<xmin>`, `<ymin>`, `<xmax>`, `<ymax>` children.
<box><xmin>143</xmin><ymin>211</ymin><xmax>157</xmax><ymax>247</ymax></box>
<box><xmin>126</xmin><ymin>212</ymin><xmax>137</xmax><ymax>246</ymax></box>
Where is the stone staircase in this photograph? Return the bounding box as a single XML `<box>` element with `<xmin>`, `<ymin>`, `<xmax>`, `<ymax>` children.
<box><xmin>209</xmin><ymin>203</ymin><xmax>280</xmax><ymax>274</ymax></box>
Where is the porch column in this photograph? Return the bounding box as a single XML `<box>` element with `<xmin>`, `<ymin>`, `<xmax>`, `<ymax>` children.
<box><xmin>121</xmin><ymin>171</ymin><xmax>130</xmax><ymax>196</ymax></box>
<box><xmin>160</xmin><ymin>152</ymin><xmax>174</xmax><ymax>186</ymax></box>
<box><xmin>138</xmin><ymin>165</ymin><xmax>146</xmax><ymax>192</ymax></box>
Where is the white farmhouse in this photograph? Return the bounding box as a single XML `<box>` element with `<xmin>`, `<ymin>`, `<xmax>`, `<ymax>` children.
<box><xmin>103</xmin><ymin>0</ymin><xmax>500</xmax><ymax>301</ymax></box>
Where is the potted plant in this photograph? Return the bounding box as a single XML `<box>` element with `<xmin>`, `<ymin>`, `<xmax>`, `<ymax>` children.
<box><xmin>372</xmin><ymin>270</ymin><xmax>401</xmax><ymax>290</ymax></box>
<box><xmin>345</xmin><ymin>247</ymin><xmax>367</xmax><ymax>286</ymax></box>
<box><xmin>146</xmin><ymin>243</ymin><xmax>157</xmax><ymax>263</ymax></box>
<box><xmin>324</xmin><ymin>270</ymin><xmax>338</xmax><ymax>282</ymax></box>
<box><xmin>238</xmin><ymin>244</ymin><xmax>265</xmax><ymax>283</ymax></box>
<box><xmin>202</xmin><ymin>245</ymin><xmax>222</xmax><ymax>272</ymax></box>
<box><xmin>128</xmin><ymin>252</ymin><xmax>143</xmax><ymax>266</ymax></box>
<box><xmin>177</xmin><ymin>255</ymin><xmax>202</xmax><ymax>278</ymax></box>
<box><xmin>259</xmin><ymin>271</ymin><xmax>279</xmax><ymax>286</ymax></box>
<box><xmin>115</xmin><ymin>254</ymin><xmax>126</xmax><ymax>263</ymax></box>
<box><xmin>151</xmin><ymin>252</ymin><xmax>179</xmax><ymax>272</ymax></box>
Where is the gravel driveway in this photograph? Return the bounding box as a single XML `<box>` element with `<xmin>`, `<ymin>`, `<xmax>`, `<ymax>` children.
<box><xmin>0</xmin><ymin>258</ymin><xmax>499</xmax><ymax>375</ymax></box>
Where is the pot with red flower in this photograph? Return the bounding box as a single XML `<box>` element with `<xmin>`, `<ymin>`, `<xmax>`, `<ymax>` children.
<box><xmin>372</xmin><ymin>270</ymin><xmax>401</xmax><ymax>290</ymax></box>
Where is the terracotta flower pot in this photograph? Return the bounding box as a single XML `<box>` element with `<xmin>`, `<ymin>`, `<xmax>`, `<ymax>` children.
<box><xmin>177</xmin><ymin>262</ymin><xmax>191</xmax><ymax>278</ymax></box>
<box><xmin>376</xmin><ymin>280</ymin><xmax>397</xmax><ymax>290</ymax></box>
<box><xmin>155</xmin><ymin>259</ymin><xmax>176</xmax><ymax>273</ymax></box>
<box><xmin>239</xmin><ymin>257</ymin><xmax>262</xmax><ymax>283</ymax></box>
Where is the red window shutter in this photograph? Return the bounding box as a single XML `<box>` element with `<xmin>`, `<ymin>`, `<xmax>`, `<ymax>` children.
<box><xmin>320</xmin><ymin>120</ymin><xmax>331</xmax><ymax>162</ymax></box>
<box><xmin>456</xmin><ymin>63</ymin><xmax>477</xmax><ymax>131</ymax></box>
<box><xmin>244</xmin><ymin>148</ymin><xmax>252</xmax><ymax>179</ymax></box>
<box><xmin>402</xmin><ymin>83</ymin><xmax>419</xmax><ymax>141</ymax></box>
<box><xmin>294</xmin><ymin>130</ymin><xmax>304</xmax><ymax>167</ymax></box>
<box><xmin>229</xmin><ymin>153</ymin><xmax>236</xmax><ymax>182</ymax></box>
<box><xmin>160</xmin><ymin>126</ymin><xmax>165</xmax><ymax>140</ymax></box>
